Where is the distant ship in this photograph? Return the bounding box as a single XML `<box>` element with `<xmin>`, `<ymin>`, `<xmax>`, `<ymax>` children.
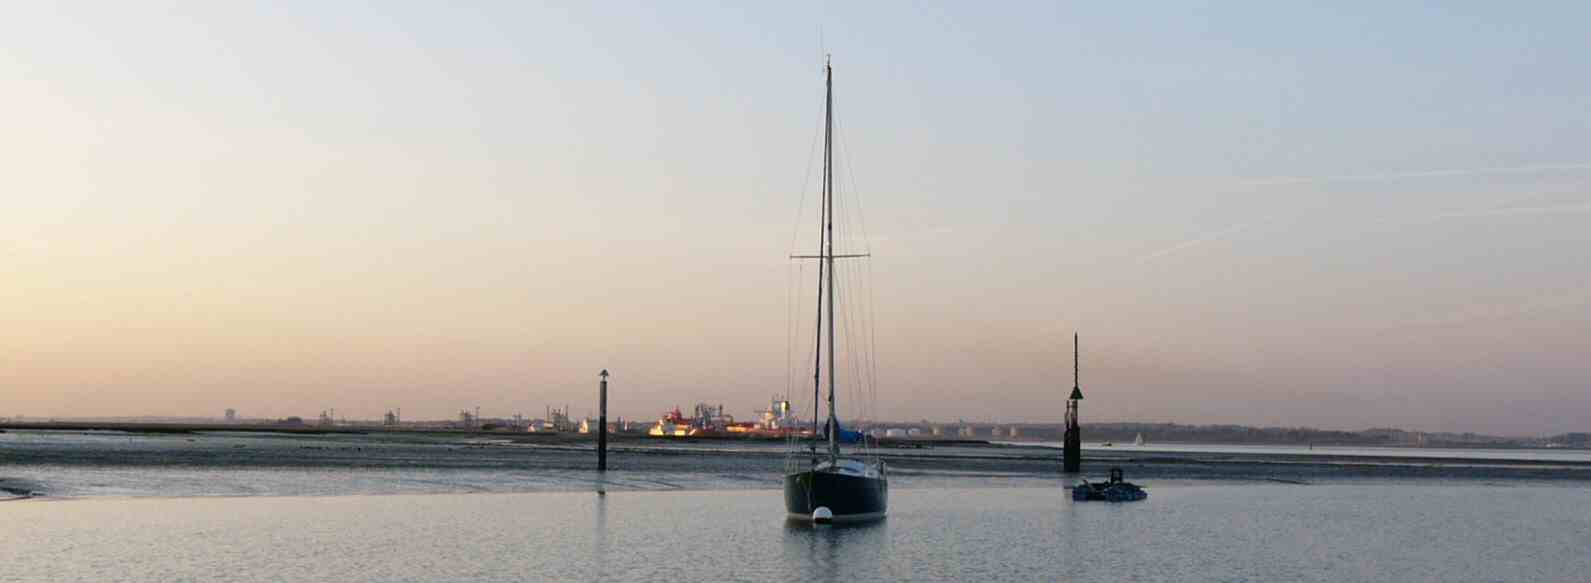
<box><xmin>1135</xmin><ymin>433</ymin><xmax>1145</xmax><ymax>446</ymax></box>
<box><xmin>783</xmin><ymin>57</ymin><xmax>887</xmax><ymax>524</ymax></box>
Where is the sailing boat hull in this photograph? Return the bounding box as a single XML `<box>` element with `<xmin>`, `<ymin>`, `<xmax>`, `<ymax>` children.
<box><xmin>784</xmin><ymin>470</ymin><xmax>888</xmax><ymax>522</ymax></box>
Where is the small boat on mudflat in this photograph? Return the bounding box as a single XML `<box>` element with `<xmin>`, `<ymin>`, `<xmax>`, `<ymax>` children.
<box><xmin>1072</xmin><ymin>467</ymin><xmax>1147</xmax><ymax>502</ymax></box>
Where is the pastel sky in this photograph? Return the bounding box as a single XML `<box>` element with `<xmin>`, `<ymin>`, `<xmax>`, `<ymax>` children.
<box><xmin>3</xmin><ymin>2</ymin><xmax>1588</xmax><ymax>435</ymax></box>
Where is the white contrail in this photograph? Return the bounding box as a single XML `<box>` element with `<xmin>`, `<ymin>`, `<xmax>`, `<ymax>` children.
<box><xmin>1138</xmin><ymin>201</ymin><xmax>1589</xmax><ymax>265</ymax></box>
<box><xmin>1136</xmin><ymin>163</ymin><xmax>1591</xmax><ymax>264</ymax></box>
<box><xmin>1428</xmin><ymin>202</ymin><xmax>1591</xmax><ymax>220</ymax></box>
<box><xmin>1239</xmin><ymin>163</ymin><xmax>1591</xmax><ymax>187</ymax></box>
<box><xmin>1137</xmin><ymin>221</ymin><xmax>1261</xmax><ymax>263</ymax></box>
<box><xmin>1370</xmin><ymin>201</ymin><xmax>1591</xmax><ymax>228</ymax></box>
<box><xmin>1384</xmin><ymin>289</ymin><xmax>1591</xmax><ymax>331</ymax></box>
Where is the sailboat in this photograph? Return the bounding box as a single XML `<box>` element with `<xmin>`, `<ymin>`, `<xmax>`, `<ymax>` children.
<box><xmin>782</xmin><ymin>57</ymin><xmax>888</xmax><ymax>524</ymax></box>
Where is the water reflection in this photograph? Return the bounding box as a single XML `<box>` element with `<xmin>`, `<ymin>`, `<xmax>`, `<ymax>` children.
<box><xmin>592</xmin><ymin>492</ymin><xmax>609</xmax><ymax>580</ymax></box>
<box><xmin>782</xmin><ymin>517</ymin><xmax>888</xmax><ymax>581</ymax></box>
<box><xmin>5</xmin><ymin>487</ymin><xmax>1590</xmax><ymax>581</ymax></box>
<box><xmin>780</xmin><ymin>517</ymin><xmax>888</xmax><ymax>532</ymax></box>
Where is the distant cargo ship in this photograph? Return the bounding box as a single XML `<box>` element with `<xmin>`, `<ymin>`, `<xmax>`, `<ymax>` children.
<box><xmin>647</xmin><ymin>398</ymin><xmax>804</xmax><ymax>437</ymax></box>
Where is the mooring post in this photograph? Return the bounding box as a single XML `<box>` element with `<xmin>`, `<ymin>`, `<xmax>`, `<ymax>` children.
<box><xmin>598</xmin><ymin>369</ymin><xmax>609</xmax><ymax>472</ymax></box>
<box><xmin>1063</xmin><ymin>333</ymin><xmax>1083</xmax><ymax>473</ymax></box>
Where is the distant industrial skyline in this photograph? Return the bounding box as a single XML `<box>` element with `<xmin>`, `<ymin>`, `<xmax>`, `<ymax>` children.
<box><xmin>3</xmin><ymin>2</ymin><xmax>1589</xmax><ymax>435</ymax></box>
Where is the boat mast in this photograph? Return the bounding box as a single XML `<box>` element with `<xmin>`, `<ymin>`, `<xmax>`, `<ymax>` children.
<box><xmin>809</xmin><ymin>82</ymin><xmax>826</xmax><ymax>456</ymax></box>
<box><xmin>823</xmin><ymin>56</ymin><xmax>839</xmax><ymax>463</ymax></box>
<box><xmin>792</xmin><ymin>57</ymin><xmax>860</xmax><ymax>463</ymax></box>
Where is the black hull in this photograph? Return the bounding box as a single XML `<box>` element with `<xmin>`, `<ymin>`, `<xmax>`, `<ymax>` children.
<box><xmin>783</xmin><ymin>470</ymin><xmax>888</xmax><ymax>522</ymax></box>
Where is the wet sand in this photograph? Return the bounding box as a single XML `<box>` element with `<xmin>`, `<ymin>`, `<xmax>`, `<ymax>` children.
<box><xmin>4</xmin><ymin>427</ymin><xmax>1589</xmax><ymax>498</ymax></box>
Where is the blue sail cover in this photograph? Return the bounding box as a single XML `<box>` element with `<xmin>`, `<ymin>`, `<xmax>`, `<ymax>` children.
<box><xmin>825</xmin><ymin>419</ymin><xmax>865</xmax><ymax>444</ymax></box>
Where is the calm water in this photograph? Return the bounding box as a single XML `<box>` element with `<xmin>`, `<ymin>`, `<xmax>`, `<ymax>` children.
<box><xmin>5</xmin><ymin>484</ymin><xmax>1591</xmax><ymax>582</ymax></box>
<box><xmin>6</xmin><ymin>430</ymin><xmax>1591</xmax><ymax>581</ymax></box>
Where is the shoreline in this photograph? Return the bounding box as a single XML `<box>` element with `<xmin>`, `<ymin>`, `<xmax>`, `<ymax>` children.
<box><xmin>6</xmin><ymin>427</ymin><xmax>1591</xmax><ymax>499</ymax></box>
<box><xmin>7</xmin><ymin>421</ymin><xmax>1586</xmax><ymax>454</ymax></box>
